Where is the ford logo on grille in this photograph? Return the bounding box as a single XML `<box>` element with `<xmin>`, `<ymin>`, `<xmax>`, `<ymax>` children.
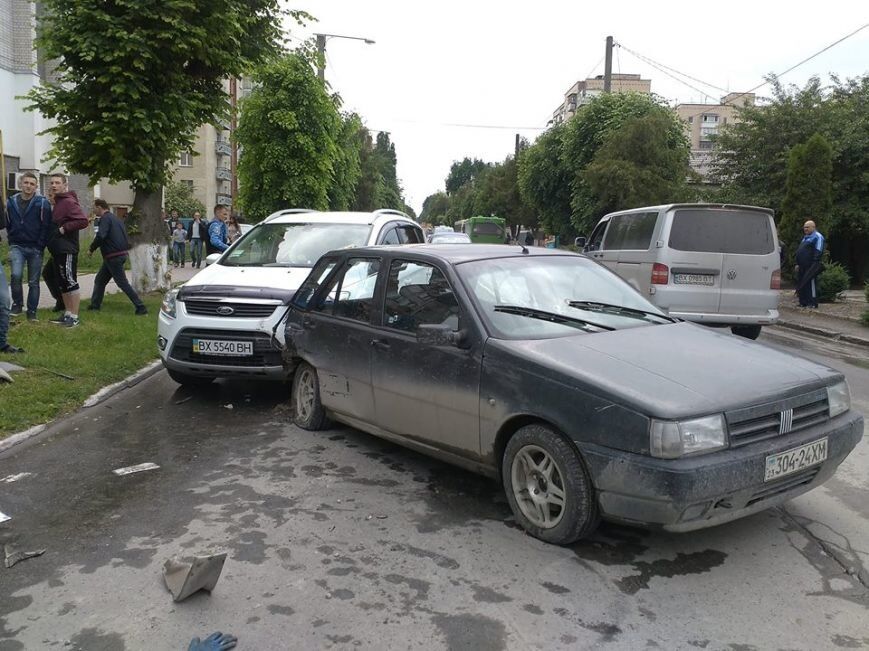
<box><xmin>216</xmin><ymin>306</ymin><xmax>235</xmax><ymax>316</ymax></box>
<box><xmin>727</xmin><ymin>269</ymin><xmax>737</xmax><ymax>280</ymax></box>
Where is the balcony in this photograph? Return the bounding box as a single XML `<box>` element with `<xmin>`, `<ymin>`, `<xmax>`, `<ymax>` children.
<box><xmin>215</xmin><ymin>141</ymin><xmax>231</xmax><ymax>156</ymax></box>
<box><xmin>216</xmin><ymin>167</ymin><xmax>232</xmax><ymax>181</ymax></box>
<box><xmin>215</xmin><ymin>193</ymin><xmax>232</xmax><ymax>206</ymax></box>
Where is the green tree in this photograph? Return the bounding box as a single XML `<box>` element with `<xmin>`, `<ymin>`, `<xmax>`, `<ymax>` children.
<box><xmin>445</xmin><ymin>158</ymin><xmax>491</xmax><ymax>195</ymax></box>
<box><xmin>778</xmin><ymin>133</ymin><xmax>833</xmax><ymax>262</ymax></box>
<box><xmin>236</xmin><ymin>54</ymin><xmax>341</xmax><ymax>219</ymax></box>
<box><xmin>713</xmin><ymin>75</ymin><xmax>869</xmax><ymax>282</ymax></box>
<box><xmin>472</xmin><ymin>157</ymin><xmax>536</xmax><ymax>230</ymax></box>
<box><xmin>353</xmin><ymin>132</ymin><xmax>412</xmax><ymax>214</ymax></box>
<box><xmin>328</xmin><ymin>113</ymin><xmax>364</xmax><ymax>211</ymax></box>
<box><xmin>26</xmin><ymin>0</ymin><xmax>296</xmax><ymax>290</ymax></box>
<box><xmin>582</xmin><ymin>114</ymin><xmax>690</xmax><ymax>216</ymax></box>
<box><xmin>164</xmin><ymin>180</ymin><xmax>206</xmax><ymax>218</ymax></box>
<box><xmin>420</xmin><ymin>192</ymin><xmax>451</xmax><ymax>225</ymax></box>
<box><xmin>563</xmin><ymin>92</ymin><xmax>689</xmax><ymax>235</ymax></box>
<box><xmin>517</xmin><ymin>124</ymin><xmax>572</xmax><ymax>238</ymax></box>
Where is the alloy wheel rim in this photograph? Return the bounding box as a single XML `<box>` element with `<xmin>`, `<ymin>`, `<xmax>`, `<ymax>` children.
<box><xmin>511</xmin><ymin>444</ymin><xmax>566</xmax><ymax>529</ymax></box>
<box><xmin>296</xmin><ymin>369</ymin><xmax>315</xmax><ymax>420</ymax></box>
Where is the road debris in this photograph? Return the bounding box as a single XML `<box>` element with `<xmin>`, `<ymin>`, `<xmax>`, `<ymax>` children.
<box><xmin>163</xmin><ymin>553</ymin><xmax>227</xmax><ymax>602</ymax></box>
<box><xmin>1</xmin><ymin>473</ymin><xmax>32</xmax><ymax>483</ymax></box>
<box><xmin>174</xmin><ymin>396</ymin><xmax>193</xmax><ymax>405</ymax></box>
<box><xmin>38</xmin><ymin>367</ymin><xmax>75</xmax><ymax>380</ymax></box>
<box><xmin>0</xmin><ymin>511</ymin><xmax>10</xmax><ymax>524</ymax></box>
<box><xmin>113</xmin><ymin>462</ymin><xmax>160</xmax><ymax>476</ymax></box>
<box><xmin>0</xmin><ymin>368</ymin><xmax>12</xmax><ymax>383</ymax></box>
<box><xmin>223</xmin><ymin>404</ymin><xmax>234</xmax><ymax>410</ymax></box>
<box><xmin>4</xmin><ymin>545</ymin><xmax>46</xmax><ymax>569</ymax></box>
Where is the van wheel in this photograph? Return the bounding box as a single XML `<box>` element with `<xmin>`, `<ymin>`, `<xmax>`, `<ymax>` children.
<box><xmin>166</xmin><ymin>369</ymin><xmax>214</xmax><ymax>386</ymax></box>
<box><xmin>731</xmin><ymin>325</ymin><xmax>762</xmax><ymax>340</ymax></box>
<box><xmin>502</xmin><ymin>424</ymin><xmax>599</xmax><ymax>544</ymax></box>
<box><xmin>292</xmin><ymin>362</ymin><xmax>328</xmax><ymax>430</ymax></box>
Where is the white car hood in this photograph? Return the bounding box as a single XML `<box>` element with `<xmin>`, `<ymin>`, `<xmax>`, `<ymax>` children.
<box><xmin>183</xmin><ymin>263</ymin><xmax>313</xmax><ymax>293</ymax></box>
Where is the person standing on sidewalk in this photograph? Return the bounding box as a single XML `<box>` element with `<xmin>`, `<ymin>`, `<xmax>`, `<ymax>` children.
<box><xmin>187</xmin><ymin>211</ymin><xmax>207</xmax><ymax>268</ymax></box>
<box><xmin>46</xmin><ymin>173</ymin><xmax>89</xmax><ymax>327</ymax></box>
<box><xmin>794</xmin><ymin>220</ymin><xmax>825</xmax><ymax>309</ymax></box>
<box><xmin>87</xmin><ymin>199</ymin><xmax>147</xmax><ymax>315</ymax></box>
<box><xmin>206</xmin><ymin>205</ymin><xmax>230</xmax><ymax>255</ymax></box>
<box><xmin>0</xmin><ymin>205</ymin><xmax>24</xmax><ymax>353</ymax></box>
<box><xmin>172</xmin><ymin>222</ymin><xmax>187</xmax><ymax>268</ymax></box>
<box><xmin>4</xmin><ymin>171</ymin><xmax>52</xmax><ymax>321</ymax></box>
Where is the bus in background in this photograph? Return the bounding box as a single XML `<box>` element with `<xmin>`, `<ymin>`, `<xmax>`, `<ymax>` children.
<box><xmin>454</xmin><ymin>216</ymin><xmax>508</xmax><ymax>244</ymax></box>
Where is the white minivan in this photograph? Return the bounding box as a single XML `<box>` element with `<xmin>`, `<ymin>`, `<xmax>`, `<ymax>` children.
<box><xmin>583</xmin><ymin>204</ymin><xmax>780</xmax><ymax>339</ymax></box>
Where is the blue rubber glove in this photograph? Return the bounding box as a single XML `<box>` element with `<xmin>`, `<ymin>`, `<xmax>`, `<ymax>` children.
<box><xmin>187</xmin><ymin>632</ymin><xmax>238</xmax><ymax>651</ymax></box>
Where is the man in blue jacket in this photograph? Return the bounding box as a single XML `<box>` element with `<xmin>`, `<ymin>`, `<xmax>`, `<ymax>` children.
<box><xmin>5</xmin><ymin>171</ymin><xmax>52</xmax><ymax>320</ymax></box>
<box><xmin>794</xmin><ymin>220</ymin><xmax>825</xmax><ymax>308</ymax></box>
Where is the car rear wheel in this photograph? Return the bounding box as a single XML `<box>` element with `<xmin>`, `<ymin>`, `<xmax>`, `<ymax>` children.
<box><xmin>731</xmin><ymin>325</ymin><xmax>762</xmax><ymax>340</ymax></box>
<box><xmin>292</xmin><ymin>362</ymin><xmax>328</xmax><ymax>430</ymax></box>
<box><xmin>166</xmin><ymin>368</ymin><xmax>214</xmax><ymax>386</ymax></box>
<box><xmin>502</xmin><ymin>424</ymin><xmax>599</xmax><ymax>544</ymax></box>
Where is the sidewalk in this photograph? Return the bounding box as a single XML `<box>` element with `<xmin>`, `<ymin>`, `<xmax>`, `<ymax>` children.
<box><xmin>775</xmin><ymin>289</ymin><xmax>869</xmax><ymax>348</ymax></box>
<box><xmin>33</xmin><ymin>264</ymin><xmax>200</xmax><ymax>309</ymax></box>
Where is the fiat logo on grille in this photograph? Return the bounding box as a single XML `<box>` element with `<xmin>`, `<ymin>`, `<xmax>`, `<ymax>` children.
<box><xmin>216</xmin><ymin>306</ymin><xmax>235</xmax><ymax>316</ymax></box>
<box><xmin>727</xmin><ymin>269</ymin><xmax>737</xmax><ymax>280</ymax></box>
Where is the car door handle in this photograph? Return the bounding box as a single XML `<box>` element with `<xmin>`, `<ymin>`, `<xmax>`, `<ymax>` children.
<box><xmin>371</xmin><ymin>339</ymin><xmax>390</xmax><ymax>350</ymax></box>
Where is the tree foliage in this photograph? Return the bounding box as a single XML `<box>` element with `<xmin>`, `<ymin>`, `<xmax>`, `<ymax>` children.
<box><xmin>328</xmin><ymin>113</ymin><xmax>364</xmax><ymax>211</ymax></box>
<box><xmin>352</xmin><ymin>132</ymin><xmax>413</xmax><ymax>215</ymax></box>
<box><xmin>420</xmin><ymin>192</ymin><xmax>451</xmax><ymax>225</ymax></box>
<box><xmin>445</xmin><ymin>158</ymin><xmax>491</xmax><ymax>195</ymax></box>
<box><xmin>779</xmin><ymin>133</ymin><xmax>833</xmax><ymax>256</ymax></box>
<box><xmin>236</xmin><ymin>54</ymin><xmax>341</xmax><ymax>219</ymax></box>
<box><xmin>713</xmin><ymin>74</ymin><xmax>869</xmax><ymax>281</ymax></box>
<box><xmin>517</xmin><ymin>125</ymin><xmax>572</xmax><ymax>238</ymax></box>
<box><xmin>164</xmin><ymin>180</ymin><xmax>206</xmax><ymax>218</ymax></box>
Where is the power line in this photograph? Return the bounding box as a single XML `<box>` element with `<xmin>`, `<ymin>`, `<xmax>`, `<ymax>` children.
<box><xmin>615</xmin><ymin>42</ymin><xmax>729</xmax><ymax>93</ymax></box>
<box><xmin>584</xmin><ymin>56</ymin><xmax>605</xmax><ymax>81</ymax></box>
<box><xmin>617</xmin><ymin>44</ymin><xmax>714</xmax><ymax>101</ymax></box>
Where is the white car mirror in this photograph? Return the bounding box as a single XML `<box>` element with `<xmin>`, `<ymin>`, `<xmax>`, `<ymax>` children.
<box><xmin>205</xmin><ymin>253</ymin><xmax>221</xmax><ymax>266</ymax></box>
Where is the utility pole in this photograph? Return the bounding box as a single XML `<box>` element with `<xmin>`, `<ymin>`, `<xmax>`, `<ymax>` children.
<box><xmin>316</xmin><ymin>34</ymin><xmax>326</xmax><ymax>82</ymax></box>
<box><xmin>603</xmin><ymin>35</ymin><xmax>613</xmax><ymax>93</ymax></box>
<box><xmin>514</xmin><ymin>133</ymin><xmax>520</xmax><ymax>159</ymax></box>
<box><xmin>229</xmin><ymin>77</ymin><xmax>238</xmax><ymax>207</ymax></box>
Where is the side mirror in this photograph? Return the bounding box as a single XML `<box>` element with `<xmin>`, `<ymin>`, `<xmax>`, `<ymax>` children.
<box><xmin>417</xmin><ymin>324</ymin><xmax>468</xmax><ymax>348</ymax></box>
<box><xmin>205</xmin><ymin>253</ymin><xmax>221</xmax><ymax>266</ymax></box>
<box><xmin>574</xmin><ymin>236</ymin><xmax>587</xmax><ymax>249</ymax></box>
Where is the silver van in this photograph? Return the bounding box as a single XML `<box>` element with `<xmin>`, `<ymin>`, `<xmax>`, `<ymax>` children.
<box><xmin>583</xmin><ymin>204</ymin><xmax>780</xmax><ymax>339</ymax></box>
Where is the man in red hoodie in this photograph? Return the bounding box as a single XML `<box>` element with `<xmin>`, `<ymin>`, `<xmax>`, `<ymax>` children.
<box><xmin>46</xmin><ymin>173</ymin><xmax>89</xmax><ymax>327</ymax></box>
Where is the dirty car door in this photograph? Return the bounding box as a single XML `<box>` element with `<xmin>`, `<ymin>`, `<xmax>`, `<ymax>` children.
<box><xmin>370</xmin><ymin>260</ymin><xmax>482</xmax><ymax>457</ymax></box>
<box><xmin>300</xmin><ymin>257</ymin><xmax>381</xmax><ymax>423</ymax></box>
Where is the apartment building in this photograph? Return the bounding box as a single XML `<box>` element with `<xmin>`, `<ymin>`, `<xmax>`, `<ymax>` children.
<box><xmin>675</xmin><ymin>92</ymin><xmax>755</xmax><ymax>179</ymax></box>
<box><xmin>550</xmin><ymin>73</ymin><xmax>652</xmax><ymax>126</ymax></box>
<box><xmin>0</xmin><ymin>0</ymin><xmax>91</xmax><ymax>208</ymax></box>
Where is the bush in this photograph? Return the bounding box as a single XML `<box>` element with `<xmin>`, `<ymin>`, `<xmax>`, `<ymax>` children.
<box><xmin>817</xmin><ymin>261</ymin><xmax>850</xmax><ymax>302</ymax></box>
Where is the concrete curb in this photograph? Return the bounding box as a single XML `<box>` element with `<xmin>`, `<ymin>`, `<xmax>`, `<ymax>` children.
<box><xmin>0</xmin><ymin>360</ymin><xmax>165</xmax><ymax>454</ymax></box>
<box><xmin>774</xmin><ymin>319</ymin><xmax>869</xmax><ymax>349</ymax></box>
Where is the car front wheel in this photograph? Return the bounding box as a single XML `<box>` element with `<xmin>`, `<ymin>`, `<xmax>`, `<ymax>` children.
<box><xmin>731</xmin><ymin>325</ymin><xmax>762</xmax><ymax>340</ymax></box>
<box><xmin>502</xmin><ymin>424</ymin><xmax>599</xmax><ymax>544</ymax></box>
<box><xmin>292</xmin><ymin>362</ymin><xmax>328</xmax><ymax>430</ymax></box>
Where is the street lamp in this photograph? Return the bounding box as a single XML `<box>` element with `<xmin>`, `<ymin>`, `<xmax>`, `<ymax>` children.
<box><xmin>314</xmin><ymin>33</ymin><xmax>376</xmax><ymax>82</ymax></box>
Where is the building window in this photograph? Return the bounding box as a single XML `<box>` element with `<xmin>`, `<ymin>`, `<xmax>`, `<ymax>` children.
<box><xmin>699</xmin><ymin>141</ymin><xmax>715</xmax><ymax>150</ymax></box>
<box><xmin>687</xmin><ymin>116</ymin><xmax>693</xmax><ymax>124</ymax></box>
<box><xmin>179</xmin><ymin>152</ymin><xmax>193</xmax><ymax>167</ymax></box>
<box><xmin>702</xmin><ymin>114</ymin><xmax>719</xmax><ymax>123</ymax></box>
<box><xmin>182</xmin><ymin>180</ymin><xmax>194</xmax><ymax>191</ymax></box>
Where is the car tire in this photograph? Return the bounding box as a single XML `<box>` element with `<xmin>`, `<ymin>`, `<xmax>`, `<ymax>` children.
<box><xmin>292</xmin><ymin>361</ymin><xmax>328</xmax><ymax>430</ymax></box>
<box><xmin>166</xmin><ymin>368</ymin><xmax>214</xmax><ymax>386</ymax></box>
<box><xmin>731</xmin><ymin>325</ymin><xmax>762</xmax><ymax>340</ymax></box>
<box><xmin>502</xmin><ymin>424</ymin><xmax>599</xmax><ymax>544</ymax></box>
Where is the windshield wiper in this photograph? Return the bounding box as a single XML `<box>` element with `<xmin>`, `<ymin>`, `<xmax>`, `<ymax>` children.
<box><xmin>493</xmin><ymin>305</ymin><xmax>614</xmax><ymax>331</ymax></box>
<box><xmin>567</xmin><ymin>300</ymin><xmax>677</xmax><ymax>323</ymax></box>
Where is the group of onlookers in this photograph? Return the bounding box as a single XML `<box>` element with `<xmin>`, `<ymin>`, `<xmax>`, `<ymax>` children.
<box><xmin>166</xmin><ymin>206</ymin><xmax>240</xmax><ymax>268</ymax></box>
<box><xmin>0</xmin><ymin>173</ymin><xmax>146</xmax><ymax>352</ymax></box>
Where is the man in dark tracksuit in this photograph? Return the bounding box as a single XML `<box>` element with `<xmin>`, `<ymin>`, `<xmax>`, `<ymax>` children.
<box><xmin>5</xmin><ymin>171</ymin><xmax>52</xmax><ymax>320</ymax></box>
<box><xmin>88</xmin><ymin>199</ymin><xmax>147</xmax><ymax>315</ymax></box>
<box><xmin>794</xmin><ymin>220</ymin><xmax>825</xmax><ymax>308</ymax></box>
<box><xmin>0</xmin><ymin>206</ymin><xmax>24</xmax><ymax>352</ymax></box>
<box><xmin>47</xmin><ymin>173</ymin><xmax>89</xmax><ymax>327</ymax></box>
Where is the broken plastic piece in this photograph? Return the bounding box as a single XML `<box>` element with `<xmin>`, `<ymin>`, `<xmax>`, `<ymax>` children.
<box><xmin>187</xmin><ymin>631</ymin><xmax>238</xmax><ymax>651</ymax></box>
<box><xmin>0</xmin><ymin>368</ymin><xmax>12</xmax><ymax>383</ymax></box>
<box><xmin>0</xmin><ymin>511</ymin><xmax>10</xmax><ymax>524</ymax></box>
<box><xmin>163</xmin><ymin>553</ymin><xmax>227</xmax><ymax>602</ymax></box>
<box><xmin>113</xmin><ymin>462</ymin><xmax>160</xmax><ymax>476</ymax></box>
<box><xmin>4</xmin><ymin>545</ymin><xmax>46</xmax><ymax>568</ymax></box>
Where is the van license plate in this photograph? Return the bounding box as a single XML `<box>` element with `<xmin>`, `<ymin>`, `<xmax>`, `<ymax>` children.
<box><xmin>674</xmin><ymin>273</ymin><xmax>714</xmax><ymax>286</ymax></box>
<box><xmin>764</xmin><ymin>438</ymin><xmax>827</xmax><ymax>482</ymax></box>
<box><xmin>192</xmin><ymin>338</ymin><xmax>253</xmax><ymax>356</ymax></box>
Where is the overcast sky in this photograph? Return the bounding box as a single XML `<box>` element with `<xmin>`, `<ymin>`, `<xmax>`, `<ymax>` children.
<box><xmin>291</xmin><ymin>2</ymin><xmax>869</xmax><ymax>214</ymax></box>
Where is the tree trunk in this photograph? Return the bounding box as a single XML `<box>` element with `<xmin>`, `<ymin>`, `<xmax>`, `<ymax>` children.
<box><xmin>129</xmin><ymin>188</ymin><xmax>170</xmax><ymax>294</ymax></box>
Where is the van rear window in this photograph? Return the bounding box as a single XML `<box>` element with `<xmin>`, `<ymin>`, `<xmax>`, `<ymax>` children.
<box><xmin>668</xmin><ymin>209</ymin><xmax>774</xmax><ymax>254</ymax></box>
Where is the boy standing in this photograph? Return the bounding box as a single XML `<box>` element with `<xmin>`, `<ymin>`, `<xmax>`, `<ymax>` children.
<box><xmin>46</xmin><ymin>173</ymin><xmax>89</xmax><ymax>327</ymax></box>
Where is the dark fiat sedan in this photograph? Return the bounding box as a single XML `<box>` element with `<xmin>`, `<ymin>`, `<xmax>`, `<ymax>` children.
<box><xmin>283</xmin><ymin>245</ymin><xmax>862</xmax><ymax>544</ymax></box>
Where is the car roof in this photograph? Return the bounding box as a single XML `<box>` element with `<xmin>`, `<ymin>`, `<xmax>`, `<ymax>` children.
<box><xmin>263</xmin><ymin>209</ymin><xmax>416</xmax><ymax>226</ymax></box>
<box><xmin>602</xmin><ymin>203</ymin><xmax>774</xmax><ymax>219</ymax></box>
<box><xmin>332</xmin><ymin>244</ymin><xmax>580</xmax><ymax>265</ymax></box>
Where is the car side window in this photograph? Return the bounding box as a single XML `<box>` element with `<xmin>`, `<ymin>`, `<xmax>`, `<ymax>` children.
<box><xmin>293</xmin><ymin>258</ymin><xmax>338</xmax><ymax>308</ymax></box>
<box><xmin>380</xmin><ymin>227</ymin><xmax>400</xmax><ymax>245</ymax></box>
<box><xmin>313</xmin><ymin>258</ymin><xmax>380</xmax><ymax>323</ymax></box>
<box><xmin>383</xmin><ymin>261</ymin><xmax>460</xmax><ymax>333</ymax></box>
<box><xmin>603</xmin><ymin>212</ymin><xmax>658</xmax><ymax>251</ymax></box>
<box><xmin>587</xmin><ymin>221</ymin><xmax>607</xmax><ymax>251</ymax></box>
<box><xmin>398</xmin><ymin>226</ymin><xmax>423</xmax><ymax>244</ymax></box>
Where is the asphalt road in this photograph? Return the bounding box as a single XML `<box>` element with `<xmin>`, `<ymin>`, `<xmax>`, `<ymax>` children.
<box><xmin>0</xmin><ymin>327</ymin><xmax>867</xmax><ymax>650</ymax></box>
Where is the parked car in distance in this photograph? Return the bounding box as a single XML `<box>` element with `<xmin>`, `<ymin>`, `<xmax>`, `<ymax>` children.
<box><xmin>284</xmin><ymin>244</ymin><xmax>861</xmax><ymax>545</ymax></box>
<box><xmin>430</xmin><ymin>232</ymin><xmax>471</xmax><ymax>245</ymax></box>
<box><xmin>158</xmin><ymin>209</ymin><xmax>424</xmax><ymax>386</ymax></box>
<box><xmin>582</xmin><ymin>204</ymin><xmax>780</xmax><ymax>340</ymax></box>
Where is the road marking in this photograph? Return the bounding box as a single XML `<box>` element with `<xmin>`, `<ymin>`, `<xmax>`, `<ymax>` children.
<box><xmin>112</xmin><ymin>462</ymin><xmax>160</xmax><ymax>476</ymax></box>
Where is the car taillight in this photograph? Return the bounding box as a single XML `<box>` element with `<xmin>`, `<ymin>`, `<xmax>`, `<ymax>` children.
<box><xmin>770</xmin><ymin>269</ymin><xmax>781</xmax><ymax>290</ymax></box>
<box><xmin>651</xmin><ymin>263</ymin><xmax>669</xmax><ymax>285</ymax></box>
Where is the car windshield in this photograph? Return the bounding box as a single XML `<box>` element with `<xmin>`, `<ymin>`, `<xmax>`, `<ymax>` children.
<box><xmin>221</xmin><ymin>223</ymin><xmax>371</xmax><ymax>268</ymax></box>
<box><xmin>457</xmin><ymin>255</ymin><xmax>672</xmax><ymax>339</ymax></box>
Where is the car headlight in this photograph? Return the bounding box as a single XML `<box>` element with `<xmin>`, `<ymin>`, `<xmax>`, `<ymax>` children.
<box><xmin>827</xmin><ymin>380</ymin><xmax>850</xmax><ymax>418</ymax></box>
<box><xmin>161</xmin><ymin>289</ymin><xmax>179</xmax><ymax>318</ymax></box>
<box><xmin>650</xmin><ymin>414</ymin><xmax>727</xmax><ymax>459</ymax></box>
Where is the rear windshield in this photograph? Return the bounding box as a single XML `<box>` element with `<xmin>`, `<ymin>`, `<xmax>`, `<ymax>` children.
<box><xmin>472</xmin><ymin>222</ymin><xmax>505</xmax><ymax>236</ymax></box>
<box><xmin>668</xmin><ymin>209</ymin><xmax>774</xmax><ymax>254</ymax></box>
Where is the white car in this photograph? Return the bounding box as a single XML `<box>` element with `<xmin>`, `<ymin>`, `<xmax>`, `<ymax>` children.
<box><xmin>158</xmin><ymin>209</ymin><xmax>424</xmax><ymax>385</ymax></box>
